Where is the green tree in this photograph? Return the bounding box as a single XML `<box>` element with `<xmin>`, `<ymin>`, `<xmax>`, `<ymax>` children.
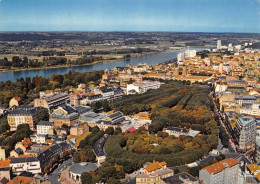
<box><xmin>35</xmin><ymin>108</ymin><xmax>49</xmax><ymax>123</ymax></box>
<box><xmin>81</xmin><ymin>172</ymin><xmax>93</xmax><ymax>184</ymax></box>
<box><xmin>73</xmin><ymin>152</ymin><xmax>81</xmax><ymax>163</ymax></box>
<box><xmin>105</xmin><ymin>127</ymin><xmax>114</xmax><ymax>135</ymax></box>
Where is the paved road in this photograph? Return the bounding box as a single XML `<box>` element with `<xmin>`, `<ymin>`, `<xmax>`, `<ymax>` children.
<box><xmin>48</xmin><ymin>158</ymin><xmax>73</xmax><ymax>184</ymax></box>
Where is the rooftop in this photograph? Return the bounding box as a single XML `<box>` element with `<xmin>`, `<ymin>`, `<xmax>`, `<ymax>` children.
<box><xmin>69</xmin><ymin>162</ymin><xmax>97</xmax><ymax>175</ymax></box>
<box><xmin>202</xmin><ymin>158</ymin><xmax>239</xmax><ymax>175</ymax></box>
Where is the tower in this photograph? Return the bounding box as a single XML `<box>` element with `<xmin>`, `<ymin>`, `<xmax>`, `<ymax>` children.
<box><xmin>217</xmin><ymin>40</ymin><xmax>221</xmax><ymax>49</ymax></box>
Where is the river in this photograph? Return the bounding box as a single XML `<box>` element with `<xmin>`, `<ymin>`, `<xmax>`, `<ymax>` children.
<box><xmin>0</xmin><ymin>47</ymin><xmax>205</xmax><ymax>82</ymax></box>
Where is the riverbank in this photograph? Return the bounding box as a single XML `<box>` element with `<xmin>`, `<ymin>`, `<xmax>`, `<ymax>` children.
<box><xmin>0</xmin><ymin>51</ymin><xmax>164</xmax><ymax>73</ymax></box>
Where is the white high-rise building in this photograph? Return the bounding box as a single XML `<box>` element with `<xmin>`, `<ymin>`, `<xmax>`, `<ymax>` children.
<box><xmin>199</xmin><ymin>158</ymin><xmax>240</xmax><ymax>184</ymax></box>
<box><xmin>177</xmin><ymin>53</ymin><xmax>184</xmax><ymax>62</ymax></box>
<box><xmin>217</xmin><ymin>40</ymin><xmax>221</xmax><ymax>49</ymax></box>
<box><xmin>184</xmin><ymin>50</ymin><xmax>196</xmax><ymax>58</ymax></box>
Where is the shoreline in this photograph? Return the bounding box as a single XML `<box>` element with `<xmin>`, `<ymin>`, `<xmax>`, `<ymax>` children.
<box><xmin>0</xmin><ymin>50</ymin><xmax>166</xmax><ymax>73</ymax></box>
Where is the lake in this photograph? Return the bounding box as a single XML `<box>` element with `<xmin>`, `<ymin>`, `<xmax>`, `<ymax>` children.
<box><xmin>0</xmin><ymin>47</ymin><xmax>205</xmax><ymax>82</ymax></box>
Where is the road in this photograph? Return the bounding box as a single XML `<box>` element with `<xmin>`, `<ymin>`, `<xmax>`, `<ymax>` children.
<box><xmin>48</xmin><ymin>158</ymin><xmax>73</xmax><ymax>184</ymax></box>
<box><xmin>210</xmin><ymin>91</ymin><xmax>236</xmax><ymax>153</ymax></box>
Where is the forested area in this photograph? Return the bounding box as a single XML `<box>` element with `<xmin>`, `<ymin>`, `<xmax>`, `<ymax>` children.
<box><xmin>0</xmin><ymin>70</ymin><xmax>103</xmax><ymax>107</ymax></box>
<box><xmin>103</xmin><ymin>82</ymin><xmax>219</xmax><ymax>180</ymax></box>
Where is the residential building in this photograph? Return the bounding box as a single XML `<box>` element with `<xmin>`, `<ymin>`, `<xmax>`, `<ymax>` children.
<box><xmin>70</xmin><ymin>124</ymin><xmax>89</xmax><ymax>137</ymax></box>
<box><xmin>96</xmin><ymin>88</ymin><xmax>114</xmax><ymax>100</ymax></box>
<box><xmin>199</xmin><ymin>158</ymin><xmax>240</xmax><ymax>184</ymax></box>
<box><xmin>34</xmin><ymin>93</ymin><xmax>70</xmax><ymax>112</ymax></box>
<box><xmin>104</xmin><ymin>111</ymin><xmax>125</xmax><ymax>125</ymax></box>
<box><xmin>162</xmin><ymin>172</ymin><xmax>199</xmax><ymax>184</ymax></box>
<box><xmin>246</xmin><ymin>164</ymin><xmax>260</xmax><ymax>183</ymax></box>
<box><xmin>255</xmin><ymin>140</ymin><xmax>260</xmax><ymax>164</ymax></box>
<box><xmin>7</xmin><ymin>106</ymin><xmax>37</xmax><ymax>131</ymax></box>
<box><xmin>37</xmin><ymin>121</ymin><xmax>54</xmax><ymax>135</ymax></box>
<box><xmin>184</xmin><ymin>50</ymin><xmax>196</xmax><ymax>58</ymax></box>
<box><xmin>0</xmin><ymin>160</ymin><xmax>11</xmax><ymax>183</ymax></box>
<box><xmin>234</xmin><ymin>116</ymin><xmax>256</xmax><ymax>152</ymax></box>
<box><xmin>37</xmin><ymin>142</ymin><xmax>70</xmax><ymax>170</ymax></box>
<box><xmin>126</xmin><ymin>81</ymin><xmax>164</xmax><ymax>95</ymax></box>
<box><xmin>0</xmin><ymin>148</ymin><xmax>6</xmax><ymax>161</ymax></box>
<box><xmin>136</xmin><ymin>160</ymin><xmax>173</xmax><ymax>184</ymax></box>
<box><xmin>240</xmin><ymin>103</ymin><xmax>260</xmax><ymax>116</ymax></box>
<box><xmin>235</xmin><ymin>95</ymin><xmax>257</xmax><ymax>105</ymax></box>
<box><xmin>49</xmin><ymin>106</ymin><xmax>79</xmax><ymax>127</ymax></box>
<box><xmin>9</xmin><ymin>97</ymin><xmax>21</xmax><ymax>108</ymax></box>
<box><xmin>10</xmin><ymin>157</ymin><xmax>41</xmax><ymax>175</ymax></box>
<box><xmin>7</xmin><ymin>176</ymin><xmax>41</xmax><ymax>184</ymax></box>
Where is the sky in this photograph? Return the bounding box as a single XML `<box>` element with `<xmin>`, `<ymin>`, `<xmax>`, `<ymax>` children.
<box><xmin>0</xmin><ymin>0</ymin><xmax>259</xmax><ymax>33</ymax></box>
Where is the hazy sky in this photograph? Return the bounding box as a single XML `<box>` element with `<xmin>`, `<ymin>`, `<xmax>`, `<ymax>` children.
<box><xmin>0</xmin><ymin>0</ymin><xmax>259</xmax><ymax>33</ymax></box>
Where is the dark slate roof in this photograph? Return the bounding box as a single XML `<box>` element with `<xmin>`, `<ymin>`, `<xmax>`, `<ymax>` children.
<box><xmin>96</xmin><ymin>120</ymin><xmax>113</xmax><ymax>125</ymax></box>
<box><xmin>101</xmin><ymin>88</ymin><xmax>113</xmax><ymax>93</ymax></box>
<box><xmin>37</xmin><ymin>121</ymin><xmax>54</xmax><ymax>126</ymax></box>
<box><xmin>74</xmin><ymin>106</ymin><xmax>91</xmax><ymax>115</ymax></box>
<box><xmin>0</xmin><ymin>177</ymin><xmax>9</xmax><ymax>184</ymax></box>
<box><xmin>166</xmin><ymin>127</ymin><xmax>189</xmax><ymax>134</ymax></box>
<box><xmin>19</xmin><ymin>171</ymin><xmax>33</xmax><ymax>177</ymax></box>
<box><xmin>93</xmin><ymin>135</ymin><xmax>110</xmax><ymax>157</ymax></box>
<box><xmin>63</xmin><ymin>105</ymin><xmax>77</xmax><ymax>114</ymax></box>
<box><xmin>162</xmin><ymin>172</ymin><xmax>198</xmax><ymax>184</ymax></box>
<box><xmin>88</xmin><ymin>94</ymin><xmax>102</xmax><ymax>100</ymax></box>
<box><xmin>14</xmin><ymin>147</ymin><xmax>23</xmax><ymax>154</ymax></box>
<box><xmin>108</xmin><ymin>111</ymin><xmax>123</xmax><ymax>120</ymax></box>
<box><xmin>8</xmin><ymin>107</ymin><xmax>37</xmax><ymax>116</ymax></box>
<box><xmin>10</xmin><ymin>157</ymin><xmax>38</xmax><ymax>164</ymax></box>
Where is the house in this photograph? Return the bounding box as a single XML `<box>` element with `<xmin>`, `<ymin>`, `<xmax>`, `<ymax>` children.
<box><xmin>94</xmin><ymin>120</ymin><xmax>119</xmax><ymax>131</ymax></box>
<box><xmin>10</xmin><ymin>138</ymin><xmax>33</xmax><ymax>158</ymax></box>
<box><xmin>127</xmin><ymin>81</ymin><xmax>164</xmax><ymax>95</ymax></box>
<box><xmin>70</xmin><ymin>124</ymin><xmax>89</xmax><ymax>137</ymax></box>
<box><xmin>9</xmin><ymin>97</ymin><xmax>21</xmax><ymax>108</ymax></box>
<box><xmin>10</xmin><ymin>157</ymin><xmax>41</xmax><ymax>175</ymax></box>
<box><xmin>0</xmin><ymin>160</ymin><xmax>11</xmax><ymax>183</ymax></box>
<box><xmin>136</xmin><ymin>160</ymin><xmax>173</xmax><ymax>184</ymax></box>
<box><xmin>164</xmin><ymin>127</ymin><xmax>200</xmax><ymax>138</ymax></box>
<box><xmin>7</xmin><ymin>176</ymin><xmax>40</xmax><ymax>184</ymax></box>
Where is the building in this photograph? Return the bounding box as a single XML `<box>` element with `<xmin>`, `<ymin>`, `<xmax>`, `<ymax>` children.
<box><xmin>234</xmin><ymin>116</ymin><xmax>256</xmax><ymax>152</ymax></box>
<box><xmin>246</xmin><ymin>164</ymin><xmax>260</xmax><ymax>183</ymax></box>
<box><xmin>235</xmin><ymin>95</ymin><xmax>257</xmax><ymax>105</ymax></box>
<box><xmin>0</xmin><ymin>148</ymin><xmax>6</xmax><ymax>161</ymax></box>
<box><xmin>240</xmin><ymin>103</ymin><xmax>260</xmax><ymax>116</ymax></box>
<box><xmin>34</xmin><ymin>93</ymin><xmax>70</xmax><ymax>112</ymax></box>
<box><xmin>70</xmin><ymin>93</ymin><xmax>81</xmax><ymax>106</ymax></box>
<box><xmin>199</xmin><ymin>158</ymin><xmax>240</xmax><ymax>184</ymax></box>
<box><xmin>84</xmin><ymin>94</ymin><xmax>103</xmax><ymax>105</ymax></box>
<box><xmin>70</xmin><ymin>124</ymin><xmax>89</xmax><ymax>137</ymax></box>
<box><xmin>9</xmin><ymin>97</ymin><xmax>21</xmax><ymax>108</ymax></box>
<box><xmin>49</xmin><ymin>106</ymin><xmax>79</xmax><ymax>127</ymax></box>
<box><xmin>255</xmin><ymin>140</ymin><xmax>260</xmax><ymax>164</ymax></box>
<box><xmin>7</xmin><ymin>106</ymin><xmax>37</xmax><ymax>131</ymax></box>
<box><xmin>0</xmin><ymin>160</ymin><xmax>11</xmax><ymax>183</ymax></box>
<box><xmin>126</xmin><ymin>81</ymin><xmax>164</xmax><ymax>95</ymax></box>
<box><xmin>217</xmin><ymin>40</ymin><xmax>221</xmax><ymax>49</ymax></box>
<box><xmin>162</xmin><ymin>172</ymin><xmax>199</xmax><ymax>184</ymax></box>
<box><xmin>37</xmin><ymin>142</ymin><xmax>70</xmax><ymax>170</ymax></box>
<box><xmin>136</xmin><ymin>161</ymin><xmax>173</xmax><ymax>184</ymax></box>
<box><xmin>164</xmin><ymin>127</ymin><xmax>200</xmax><ymax>138</ymax></box>
<box><xmin>69</xmin><ymin>162</ymin><xmax>97</xmax><ymax>182</ymax></box>
<box><xmin>184</xmin><ymin>50</ymin><xmax>196</xmax><ymax>58</ymax></box>
<box><xmin>7</xmin><ymin>176</ymin><xmax>41</xmax><ymax>184</ymax></box>
<box><xmin>10</xmin><ymin>157</ymin><xmax>41</xmax><ymax>175</ymax></box>
<box><xmin>93</xmin><ymin>135</ymin><xmax>110</xmax><ymax>164</ymax></box>
<box><xmin>37</xmin><ymin>121</ymin><xmax>54</xmax><ymax>135</ymax></box>
<box><xmin>10</xmin><ymin>139</ymin><xmax>33</xmax><ymax>158</ymax></box>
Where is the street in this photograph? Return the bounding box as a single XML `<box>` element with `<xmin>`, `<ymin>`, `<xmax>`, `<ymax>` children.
<box><xmin>48</xmin><ymin>158</ymin><xmax>73</xmax><ymax>184</ymax></box>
